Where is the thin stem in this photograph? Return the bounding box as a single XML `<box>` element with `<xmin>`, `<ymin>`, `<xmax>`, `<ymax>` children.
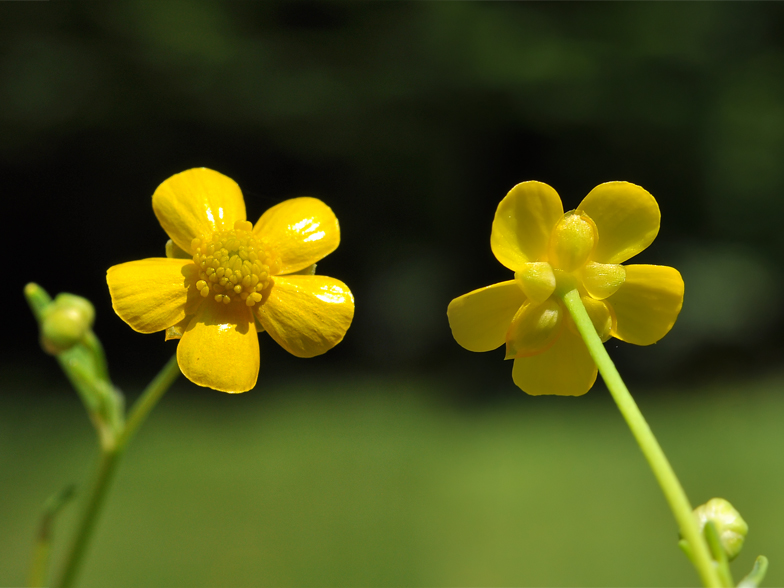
<box><xmin>57</xmin><ymin>450</ymin><xmax>119</xmax><ymax>588</ymax></box>
<box><xmin>559</xmin><ymin>288</ymin><xmax>721</xmax><ymax>588</ymax></box>
<box><xmin>118</xmin><ymin>355</ymin><xmax>180</xmax><ymax>451</ymax></box>
<box><xmin>56</xmin><ymin>355</ymin><xmax>180</xmax><ymax>588</ymax></box>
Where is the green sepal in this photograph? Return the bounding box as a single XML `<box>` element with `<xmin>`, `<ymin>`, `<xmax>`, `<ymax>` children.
<box><xmin>24</xmin><ymin>283</ymin><xmax>52</xmax><ymax>322</ymax></box>
<box><xmin>738</xmin><ymin>556</ymin><xmax>769</xmax><ymax>588</ymax></box>
<box><xmin>704</xmin><ymin>521</ymin><xmax>734</xmax><ymax>587</ymax></box>
<box><xmin>28</xmin><ymin>485</ymin><xmax>77</xmax><ymax>587</ymax></box>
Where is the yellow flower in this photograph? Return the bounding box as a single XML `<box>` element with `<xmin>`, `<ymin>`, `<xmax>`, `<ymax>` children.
<box><xmin>447</xmin><ymin>181</ymin><xmax>684</xmax><ymax>396</ymax></box>
<box><xmin>107</xmin><ymin>168</ymin><xmax>354</xmax><ymax>393</ymax></box>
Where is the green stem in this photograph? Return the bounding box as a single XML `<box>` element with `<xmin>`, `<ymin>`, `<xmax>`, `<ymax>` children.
<box><xmin>118</xmin><ymin>355</ymin><xmax>180</xmax><ymax>451</ymax></box>
<box><xmin>56</xmin><ymin>450</ymin><xmax>119</xmax><ymax>588</ymax></box>
<box><xmin>559</xmin><ymin>289</ymin><xmax>721</xmax><ymax>588</ymax></box>
<box><xmin>56</xmin><ymin>355</ymin><xmax>180</xmax><ymax>588</ymax></box>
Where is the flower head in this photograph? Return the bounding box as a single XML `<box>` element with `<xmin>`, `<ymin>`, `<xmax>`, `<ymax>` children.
<box><xmin>447</xmin><ymin>181</ymin><xmax>684</xmax><ymax>396</ymax></box>
<box><xmin>107</xmin><ymin>168</ymin><xmax>354</xmax><ymax>393</ymax></box>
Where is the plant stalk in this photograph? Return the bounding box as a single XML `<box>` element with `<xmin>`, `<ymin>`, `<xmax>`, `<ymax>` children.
<box><xmin>56</xmin><ymin>355</ymin><xmax>180</xmax><ymax>588</ymax></box>
<box><xmin>559</xmin><ymin>288</ymin><xmax>721</xmax><ymax>588</ymax></box>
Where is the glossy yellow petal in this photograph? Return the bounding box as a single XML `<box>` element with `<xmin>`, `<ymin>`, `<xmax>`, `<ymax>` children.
<box><xmin>505</xmin><ymin>299</ymin><xmax>563</xmax><ymax>359</ymax></box>
<box><xmin>605</xmin><ymin>264</ymin><xmax>684</xmax><ymax>346</ymax></box>
<box><xmin>153</xmin><ymin>168</ymin><xmax>247</xmax><ymax>255</ymax></box>
<box><xmin>253</xmin><ymin>198</ymin><xmax>339</xmax><ymax>275</ymax></box>
<box><xmin>177</xmin><ymin>300</ymin><xmax>259</xmax><ymax>393</ymax></box>
<box><xmin>491</xmin><ymin>182</ymin><xmax>564</xmax><ymax>271</ymax></box>
<box><xmin>107</xmin><ymin>259</ymin><xmax>200</xmax><ymax>334</ymax></box>
<box><xmin>512</xmin><ymin>324</ymin><xmax>597</xmax><ymax>396</ymax></box>
<box><xmin>255</xmin><ymin>275</ymin><xmax>354</xmax><ymax>358</ymax></box>
<box><xmin>447</xmin><ymin>280</ymin><xmax>526</xmax><ymax>352</ymax></box>
<box><xmin>577</xmin><ymin>182</ymin><xmax>660</xmax><ymax>264</ymax></box>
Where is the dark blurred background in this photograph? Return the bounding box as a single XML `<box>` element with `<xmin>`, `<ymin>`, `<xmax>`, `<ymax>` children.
<box><xmin>4</xmin><ymin>2</ymin><xmax>784</xmax><ymax>587</ymax></box>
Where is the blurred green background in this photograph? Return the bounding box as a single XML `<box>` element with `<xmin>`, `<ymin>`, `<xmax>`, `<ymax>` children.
<box><xmin>3</xmin><ymin>2</ymin><xmax>784</xmax><ymax>586</ymax></box>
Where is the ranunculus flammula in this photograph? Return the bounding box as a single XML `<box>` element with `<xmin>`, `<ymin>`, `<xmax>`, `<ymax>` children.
<box><xmin>447</xmin><ymin>181</ymin><xmax>683</xmax><ymax>396</ymax></box>
<box><xmin>107</xmin><ymin>168</ymin><xmax>354</xmax><ymax>393</ymax></box>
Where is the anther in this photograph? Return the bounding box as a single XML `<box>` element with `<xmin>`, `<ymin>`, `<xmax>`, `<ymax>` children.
<box><xmin>190</xmin><ymin>226</ymin><xmax>275</xmax><ymax>306</ymax></box>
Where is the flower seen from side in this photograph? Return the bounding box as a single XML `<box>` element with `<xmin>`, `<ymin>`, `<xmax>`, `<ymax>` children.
<box><xmin>107</xmin><ymin>168</ymin><xmax>354</xmax><ymax>393</ymax></box>
<box><xmin>447</xmin><ymin>181</ymin><xmax>684</xmax><ymax>396</ymax></box>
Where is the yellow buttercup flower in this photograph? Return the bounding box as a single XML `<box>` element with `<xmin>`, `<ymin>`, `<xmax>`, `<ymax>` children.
<box><xmin>447</xmin><ymin>181</ymin><xmax>684</xmax><ymax>396</ymax></box>
<box><xmin>107</xmin><ymin>168</ymin><xmax>354</xmax><ymax>393</ymax></box>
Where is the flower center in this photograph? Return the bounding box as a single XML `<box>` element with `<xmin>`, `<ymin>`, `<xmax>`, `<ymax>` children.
<box><xmin>191</xmin><ymin>220</ymin><xmax>277</xmax><ymax>307</ymax></box>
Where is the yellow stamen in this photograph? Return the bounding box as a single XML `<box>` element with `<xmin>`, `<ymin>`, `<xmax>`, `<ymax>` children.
<box><xmin>191</xmin><ymin>220</ymin><xmax>277</xmax><ymax>307</ymax></box>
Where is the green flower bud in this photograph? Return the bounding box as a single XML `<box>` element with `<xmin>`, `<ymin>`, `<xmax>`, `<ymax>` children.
<box><xmin>694</xmin><ymin>498</ymin><xmax>748</xmax><ymax>561</ymax></box>
<box><xmin>40</xmin><ymin>293</ymin><xmax>95</xmax><ymax>354</ymax></box>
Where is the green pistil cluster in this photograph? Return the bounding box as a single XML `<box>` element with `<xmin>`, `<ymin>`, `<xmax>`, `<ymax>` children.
<box><xmin>191</xmin><ymin>220</ymin><xmax>276</xmax><ymax>307</ymax></box>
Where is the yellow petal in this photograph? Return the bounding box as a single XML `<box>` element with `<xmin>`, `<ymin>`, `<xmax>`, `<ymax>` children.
<box><xmin>153</xmin><ymin>168</ymin><xmax>247</xmax><ymax>255</ymax></box>
<box><xmin>447</xmin><ymin>280</ymin><xmax>526</xmax><ymax>352</ymax></box>
<box><xmin>255</xmin><ymin>275</ymin><xmax>354</xmax><ymax>358</ymax></box>
<box><xmin>253</xmin><ymin>198</ymin><xmax>339</xmax><ymax>275</ymax></box>
<box><xmin>605</xmin><ymin>264</ymin><xmax>684</xmax><ymax>346</ymax></box>
<box><xmin>107</xmin><ymin>258</ymin><xmax>199</xmax><ymax>334</ymax></box>
<box><xmin>505</xmin><ymin>298</ymin><xmax>563</xmax><ymax>359</ymax></box>
<box><xmin>177</xmin><ymin>300</ymin><xmax>259</xmax><ymax>393</ymax></box>
<box><xmin>577</xmin><ymin>182</ymin><xmax>660</xmax><ymax>264</ymax></box>
<box><xmin>512</xmin><ymin>325</ymin><xmax>597</xmax><ymax>396</ymax></box>
<box><xmin>491</xmin><ymin>181</ymin><xmax>564</xmax><ymax>271</ymax></box>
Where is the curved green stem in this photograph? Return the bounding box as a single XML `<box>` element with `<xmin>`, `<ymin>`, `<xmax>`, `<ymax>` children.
<box><xmin>56</xmin><ymin>355</ymin><xmax>180</xmax><ymax>588</ymax></box>
<box><xmin>559</xmin><ymin>289</ymin><xmax>721</xmax><ymax>588</ymax></box>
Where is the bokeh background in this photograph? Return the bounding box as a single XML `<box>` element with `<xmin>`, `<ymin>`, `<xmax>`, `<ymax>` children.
<box><xmin>3</xmin><ymin>2</ymin><xmax>784</xmax><ymax>586</ymax></box>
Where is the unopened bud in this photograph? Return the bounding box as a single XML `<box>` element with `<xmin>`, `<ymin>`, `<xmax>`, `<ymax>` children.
<box><xmin>41</xmin><ymin>293</ymin><xmax>95</xmax><ymax>354</ymax></box>
<box><xmin>694</xmin><ymin>498</ymin><xmax>748</xmax><ymax>561</ymax></box>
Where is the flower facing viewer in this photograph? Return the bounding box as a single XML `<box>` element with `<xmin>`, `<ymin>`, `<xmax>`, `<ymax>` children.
<box><xmin>447</xmin><ymin>181</ymin><xmax>683</xmax><ymax>396</ymax></box>
<box><xmin>108</xmin><ymin>168</ymin><xmax>354</xmax><ymax>393</ymax></box>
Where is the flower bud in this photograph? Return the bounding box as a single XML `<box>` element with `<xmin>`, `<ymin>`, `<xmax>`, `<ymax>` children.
<box><xmin>40</xmin><ymin>293</ymin><xmax>95</xmax><ymax>354</ymax></box>
<box><xmin>694</xmin><ymin>498</ymin><xmax>748</xmax><ymax>561</ymax></box>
